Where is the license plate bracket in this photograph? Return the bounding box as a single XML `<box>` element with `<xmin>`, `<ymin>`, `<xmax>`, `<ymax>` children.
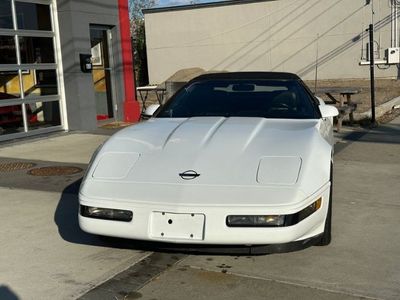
<box><xmin>150</xmin><ymin>212</ymin><xmax>205</xmax><ymax>241</ymax></box>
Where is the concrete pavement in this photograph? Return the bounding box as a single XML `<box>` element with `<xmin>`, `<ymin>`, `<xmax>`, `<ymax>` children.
<box><xmin>0</xmin><ymin>133</ymin><xmax>150</xmax><ymax>299</ymax></box>
<box><xmin>0</xmin><ymin>117</ymin><xmax>399</xmax><ymax>299</ymax></box>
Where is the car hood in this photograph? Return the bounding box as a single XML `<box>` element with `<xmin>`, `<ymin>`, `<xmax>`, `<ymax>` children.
<box><xmin>81</xmin><ymin>117</ymin><xmax>332</xmax><ymax>206</ymax></box>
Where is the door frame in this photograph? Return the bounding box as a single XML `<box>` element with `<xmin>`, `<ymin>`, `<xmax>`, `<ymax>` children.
<box><xmin>89</xmin><ymin>24</ymin><xmax>118</xmax><ymax>125</ymax></box>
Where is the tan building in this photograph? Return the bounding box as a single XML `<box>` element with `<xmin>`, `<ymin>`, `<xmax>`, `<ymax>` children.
<box><xmin>144</xmin><ymin>0</ymin><xmax>400</xmax><ymax>84</ymax></box>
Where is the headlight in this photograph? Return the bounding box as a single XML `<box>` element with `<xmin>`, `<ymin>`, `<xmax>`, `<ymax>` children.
<box><xmin>80</xmin><ymin>205</ymin><xmax>133</xmax><ymax>222</ymax></box>
<box><xmin>292</xmin><ymin>197</ymin><xmax>322</xmax><ymax>224</ymax></box>
<box><xmin>226</xmin><ymin>215</ymin><xmax>285</xmax><ymax>227</ymax></box>
<box><xmin>226</xmin><ymin>197</ymin><xmax>322</xmax><ymax>227</ymax></box>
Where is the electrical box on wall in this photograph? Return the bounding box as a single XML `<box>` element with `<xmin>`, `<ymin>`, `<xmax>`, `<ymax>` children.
<box><xmin>79</xmin><ymin>53</ymin><xmax>93</xmax><ymax>73</ymax></box>
<box><xmin>386</xmin><ymin>48</ymin><xmax>400</xmax><ymax>64</ymax></box>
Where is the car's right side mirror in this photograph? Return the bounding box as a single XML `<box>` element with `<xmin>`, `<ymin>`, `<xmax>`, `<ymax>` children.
<box><xmin>319</xmin><ymin>105</ymin><xmax>339</xmax><ymax>118</ymax></box>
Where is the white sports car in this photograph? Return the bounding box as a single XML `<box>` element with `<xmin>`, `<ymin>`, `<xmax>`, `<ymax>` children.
<box><xmin>79</xmin><ymin>72</ymin><xmax>339</xmax><ymax>253</ymax></box>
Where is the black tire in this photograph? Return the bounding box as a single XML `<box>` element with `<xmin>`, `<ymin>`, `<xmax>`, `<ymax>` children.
<box><xmin>316</xmin><ymin>162</ymin><xmax>333</xmax><ymax>246</ymax></box>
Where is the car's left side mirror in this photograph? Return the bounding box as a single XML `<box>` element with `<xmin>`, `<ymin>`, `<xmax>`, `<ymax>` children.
<box><xmin>142</xmin><ymin>104</ymin><xmax>160</xmax><ymax>119</ymax></box>
<box><xmin>319</xmin><ymin>105</ymin><xmax>339</xmax><ymax>118</ymax></box>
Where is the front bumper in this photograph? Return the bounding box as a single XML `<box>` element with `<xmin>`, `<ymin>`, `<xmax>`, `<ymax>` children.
<box><xmin>79</xmin><ymin>183</ymin><xmax>330</xmax><ymax>246</ymax></box>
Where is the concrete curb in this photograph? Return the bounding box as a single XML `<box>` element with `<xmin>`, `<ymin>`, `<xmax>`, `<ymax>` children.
<box><xmin>353</xmin><ymin>96</ymin><xmax>400</xmax><ymax>120</ymax></box>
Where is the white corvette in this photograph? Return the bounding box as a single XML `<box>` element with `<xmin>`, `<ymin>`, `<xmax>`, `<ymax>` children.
<box><xmin>79</xmin><ymin>72</ymin><xmax>339</xmax><ymax>252</ymax></box>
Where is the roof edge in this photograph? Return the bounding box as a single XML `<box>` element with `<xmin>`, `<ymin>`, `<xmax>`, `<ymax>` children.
<box><xmin>143</xmin><ymin>0</ymin><xmax>276</xmax><ymax>14</ymax></box>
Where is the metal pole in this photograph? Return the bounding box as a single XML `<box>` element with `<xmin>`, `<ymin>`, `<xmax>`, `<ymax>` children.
<box><xmin>314</xmin><ymin>34</ymin><xmax>319</xmax><ymax>93</ymax></box>
<box><xmin>369</xmin><ymin>24</ymin><xmax>376</xmax><ymax>125</ymax></box>
<box><xmin>395</xmin><ymin>1</ymin><xmax>399</xmax><ymax>47</ymax></box>
<box><xmin>392</xmin><ymin>0</ymin><xmax>395</xmax><ymax>48</ymax></box>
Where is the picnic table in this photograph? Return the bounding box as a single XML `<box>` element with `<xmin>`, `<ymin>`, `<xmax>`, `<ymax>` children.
<box><xmin>136</xmin><ymin>86</ymin><xmax>166</xmax><ymax>112</ymax></box>
<box><xmin>316</xmin><ymin>88</ymin><xmax>361</xmax><ymax>132</ymax></box>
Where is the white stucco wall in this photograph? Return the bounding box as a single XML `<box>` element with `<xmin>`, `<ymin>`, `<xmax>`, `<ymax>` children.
<box><xmin>144</xmin><ymin>0</ymin><xmax>398</xmax><ymax>84</ymax></box>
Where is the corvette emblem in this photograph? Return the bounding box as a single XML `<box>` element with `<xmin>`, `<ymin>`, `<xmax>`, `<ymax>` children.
<box><xmin>179</xmin><ymin>170</ymin><xmax>201</xmax><ymax>180</ymax></box>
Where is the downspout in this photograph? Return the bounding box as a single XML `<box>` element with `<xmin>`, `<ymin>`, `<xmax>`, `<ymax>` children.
<box><xmin>118</xmin><ymin>0</ymin><xmax>141</xmax><ymax>122</ymax></box>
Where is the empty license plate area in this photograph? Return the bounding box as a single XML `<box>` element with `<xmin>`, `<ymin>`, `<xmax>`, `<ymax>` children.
<box><xmin>150</xmin><ymin>212</ymin><xmax>205</xmax><ymax>240</ymax></box>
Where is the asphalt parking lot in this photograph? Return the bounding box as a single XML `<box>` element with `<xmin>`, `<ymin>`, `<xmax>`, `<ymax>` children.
<box><xmin>0</xmin><ymin>117</ymin><xmax>399</xmax><ymax>300</ymax></box>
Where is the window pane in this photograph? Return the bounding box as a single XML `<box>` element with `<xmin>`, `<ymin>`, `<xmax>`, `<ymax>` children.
<box><xmin>0</xmin><ymin>0</ymin><xmax>13</xmax><ymax>29</ymax></box>
<box><xmin>19</xmin><ymin>37</ymin><xmax>55</xmax><ymax>64</ymax></box>
<box><xmin>0</xmin><ymin>36</ymin><xmax>17</xmax><ymax>64</ymax></box>
<box><xmin>15</xmin><ymin>2</ymin><xmax>52</xmax><ymax>31</ymax></box>
<box><xmin>0</xmin><ymin>72</ymin><xmax>20</xmax><ymax>98</ymax></box>
<box><xmin>0</xmin><ymin>104</ymin><xmax>24</xmax><ymax>135</ymax></box>
<box><xmin>23</xmin><ymin>69</ymin><xmax>57</xmax><ymax>97</ymax></box>
<box><xmin>27</xmin><ymin>101</ymin><xmax>60</xmax><ymax>130</ymax></box>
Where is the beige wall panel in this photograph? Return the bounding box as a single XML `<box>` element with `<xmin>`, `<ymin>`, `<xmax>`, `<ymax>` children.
<box><xmin>145</xmin><ymin>0</ymin><xmax>397</xmax><ymax>83</ymax></box>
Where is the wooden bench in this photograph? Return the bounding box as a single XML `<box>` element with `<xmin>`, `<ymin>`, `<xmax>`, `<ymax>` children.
<box><xmin>337</xmin><ymin>103</ymin><xmax>358</xmax><ymax>131</ymax></box>
<box><xmin>316</xmin><ymin>88</ymin><xmax>361</xmax><ymax>132</ymax></box>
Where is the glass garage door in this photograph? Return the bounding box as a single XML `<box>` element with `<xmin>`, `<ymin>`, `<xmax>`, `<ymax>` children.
<box><xmin>0</xmin><ymin>0</ymin><xmax>62</xmax><ymax>140</ymax></box>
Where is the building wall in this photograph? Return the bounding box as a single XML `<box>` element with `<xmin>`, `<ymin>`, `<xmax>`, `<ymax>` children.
<box><xmin>56</xmin><ymin>0</ymin><xmax>125</xmax><ymax>130</ymax></box>
<box><xmin>145</xmin><ymin>0</ymin><xmax>398</xmax><ymax>84</ymax></box>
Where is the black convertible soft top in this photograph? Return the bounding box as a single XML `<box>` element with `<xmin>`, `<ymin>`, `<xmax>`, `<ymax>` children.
<box><xmin>190</xmin><ymin>72</ymin><xmax>301</xmax><ymax>82</ymax></box>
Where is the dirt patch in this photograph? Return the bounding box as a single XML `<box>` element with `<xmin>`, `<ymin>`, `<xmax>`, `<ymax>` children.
<box><xmin>305</xmin><ymin>78</ymin><xmax>400</xmax><ymax>113</ymax></box>
<box><xmin>195</xmin><ymin>269</ymin><xmax>231</xmax><ymax>283</ymax></box>
<box><xmin>164</xmin><ymin>67</ymin><xmax>205</xmax><ymax>83</ymax></box>
<box><xmin>100</xmin><ymin>121</ymin><xmax>132</xmax><ymax>129</ymax></box>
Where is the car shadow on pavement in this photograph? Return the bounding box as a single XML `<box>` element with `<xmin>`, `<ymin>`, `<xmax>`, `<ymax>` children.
<box><xmin>54</xmin><ymin>179</ymin><xmax>183</xmax><ymax>251</ymax></box>
<box><xmin>335</xmin><ymin>122</ymin><xmax>400</xmax><ymax>154</ymax></box>
<box><xmin>356</xmin><ymin>123</ymin><xmax>400</xmax><ymax>144</ymax></box>
<box><xmin>54</xmin><ymin>178</ymin><xmax>104</xmax><ymax>247</ymax></box>
<box><xmin>54</xmin><ymin>179</ymin><xmax>152</xmax><ymax>250</ymax></box>
<box><xmin>0</xmin><ymin>285</ymin><xmax>19</xmax><ymax>300</ymax></box>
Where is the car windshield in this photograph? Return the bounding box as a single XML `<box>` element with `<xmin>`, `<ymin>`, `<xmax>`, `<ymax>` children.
<box><xmin>157</xmin><ymin>79</ymin><xmax>319</xmax><ymax>119</ymax></box>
